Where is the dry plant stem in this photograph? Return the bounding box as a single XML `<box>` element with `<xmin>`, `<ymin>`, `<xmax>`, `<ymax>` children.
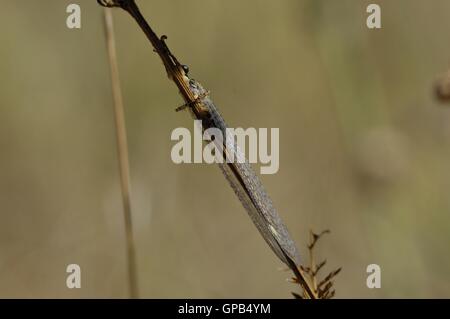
<box><xmin>294</xmin><ymin>230</ymin><xmax>340</xmax><ymax>299</ymax></box>
<box><xmin>98</xmin><ymin>0</ymin><xmax>316</xmax><ymax>299</ymax></box>
<box><xmin>103</xmin><ymin>8</ymin><xmax>139</xmax><ymax>299</ymax></box>
<box><xmin>309</xmin><ymin>231</ymin><xmax>318</xmax><ymax>291</ymax></box>
<box><xmin>290</xmin><ymin>261</ymin><xmax>318</xmax><ymax>299</ymax></box>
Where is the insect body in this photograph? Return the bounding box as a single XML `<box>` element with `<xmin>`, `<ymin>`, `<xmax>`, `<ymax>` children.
<box><xmin>179</xmin><ymin>75</ymin><xmax>302</xmax><ymax>267</ymax></box>
<box><xmin>98</xmin><ymin>0</ymin><xmax>302</xmax><ymax>270</ymax></box>
<box><xmin>98</xmin><ymin>0</ymin><xmax>316</xmax><ymax>299</ymax></box>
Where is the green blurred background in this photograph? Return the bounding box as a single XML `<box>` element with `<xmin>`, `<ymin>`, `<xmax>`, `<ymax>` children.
<box><xmin>1</xmin><ymin>0</ymin><xmax>450</xmax><ymax>298</ymax></box>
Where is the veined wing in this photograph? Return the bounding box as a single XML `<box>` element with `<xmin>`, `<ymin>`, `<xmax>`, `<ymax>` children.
<box><xmin>188</xmin><ymin>79</ymin><xmax>301</xmax><ymax>266</ymax></box>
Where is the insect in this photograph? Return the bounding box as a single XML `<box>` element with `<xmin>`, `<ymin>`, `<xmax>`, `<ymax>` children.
<box><xmin>181</xmin><ymin>75</ymin><xmax>302</xmax><ymax>268</ymax></box>
<box><xmin>97</xmin><ymin>1</ymin><xmax>312</xmax><ymax>297</ymax></box>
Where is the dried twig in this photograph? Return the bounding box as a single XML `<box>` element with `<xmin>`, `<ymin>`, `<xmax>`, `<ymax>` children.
<box><xmin>102</xmin><ymin>7</ymin><xmax>139</xmax><ymax>299</ymax></box>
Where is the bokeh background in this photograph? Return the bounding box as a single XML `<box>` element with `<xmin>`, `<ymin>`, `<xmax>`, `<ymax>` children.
<box><xmin>1</xmin><ymin>0</ymin><xmax>450</xmax><ymax>298</ymax></box>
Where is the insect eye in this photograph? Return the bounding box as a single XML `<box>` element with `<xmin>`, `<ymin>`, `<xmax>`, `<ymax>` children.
<box><xmin>182</xmin><ymin>65</ymin><xmax>190</xmax><ymax>74</ymax></box>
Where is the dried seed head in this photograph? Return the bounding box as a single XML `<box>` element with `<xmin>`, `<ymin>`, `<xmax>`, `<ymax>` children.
<box><xmin>436</xmin><ymin>72</ymin><xmax>450</xmax><ymax>102</ymax></box>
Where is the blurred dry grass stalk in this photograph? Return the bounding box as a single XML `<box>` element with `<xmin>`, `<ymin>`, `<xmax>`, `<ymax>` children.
<box><xmin>103</xmin><ymin>8</ymin><xmax>139</xmax><ymax>298</ymax></box>
<box><xmin>435</xmin><ymin>69</ymin><xmax>450</xmax><ymax>102</ymax></box>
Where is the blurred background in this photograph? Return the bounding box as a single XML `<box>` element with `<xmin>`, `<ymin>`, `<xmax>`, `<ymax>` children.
<box><xmin>1</xmin><ymin>0</ymin><xmax>450</xmax><ymax>298</ymax></box>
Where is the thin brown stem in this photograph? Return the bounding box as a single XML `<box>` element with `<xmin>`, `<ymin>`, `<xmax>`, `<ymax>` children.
<box><xmin>103</xmin><ymin>8</ymin><xmax>139</xmax><ymax>299</ymax></box>
<box><xmin>309</xmin><ymin>230</ymin><xmax>318</xmax><ymax>293</ymax></box>
<box><xmin>291</xmin><ymin>263</ymin><xmax>318</xmax><ymax>299</ymax></box>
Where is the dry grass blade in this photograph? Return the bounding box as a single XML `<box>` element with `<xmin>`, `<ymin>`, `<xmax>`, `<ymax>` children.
<box><xmin>102</xmin><ymin>7</ymin><xmax>139</xmax><ymax>299</ymax></box>
<box><xmin>292</xmin><ymin>292</ymin><xmax>302</xmax><ymax>299</ymax></box>
<box><xmin>313</xmin><ymin>259</ymin><xmax>327</xmax><ymax>276</ymax></box>
<box><xmin>318</xmin><ymin>268</ymin><xmax>342</xmax><ymax>289</ymax></box>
